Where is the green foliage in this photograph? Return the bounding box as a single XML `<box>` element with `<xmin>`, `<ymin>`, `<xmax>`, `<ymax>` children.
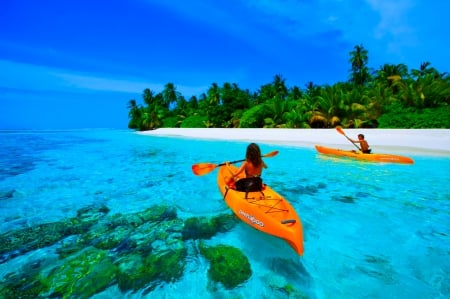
<box><xmin>378</xmin><ymin>105</ymin><xmax>450</xmax><ymax>128</ymax></box>
<box><xmin>180</xmin><ymin>115</ymin><xmax>208</xmax><ymax>128</ymax></box>
<box><xmin>162</xmin><ymin>116</ymin><xmax>180</xmax><ymax>128</ymax></box>
<box><xmin>126</xmin><ymin>46</ymin><xmax>450</xmax><ymax>129</ymax></box>
<box><xmin>239</xmin><ymin>104</ymin><xmax>270</xmax><ymax>128</ymax></box>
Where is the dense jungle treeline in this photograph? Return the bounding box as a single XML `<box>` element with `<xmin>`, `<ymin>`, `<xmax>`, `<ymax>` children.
<box><xmin>127</xmin><ymin>45</ymin><xmax>450</xmax><ymax>130</ymax></box>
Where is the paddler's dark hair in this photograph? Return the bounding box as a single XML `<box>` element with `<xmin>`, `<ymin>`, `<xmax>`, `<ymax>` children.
<box><xmin>246</xmin><ymin>143</ymin><xmax>262</xmax><ymax>167</ymax></box>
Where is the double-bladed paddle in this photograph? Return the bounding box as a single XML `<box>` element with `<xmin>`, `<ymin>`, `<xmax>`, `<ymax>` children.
<box><xmin>336</xmin><ymin>127</ymin><xmax>361</xmax><ymax>151</ymax></box>
<box><xmin>191</xmin><ymin>150</ymin><xmax>279</xmax><ymax>176</ymax></box>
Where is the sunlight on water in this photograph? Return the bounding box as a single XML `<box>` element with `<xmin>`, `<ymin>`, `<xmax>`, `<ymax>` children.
<box><xmin>0</xmin><ymin>130</ymin><xmax>449</xmax><ymax>298</ymax></box>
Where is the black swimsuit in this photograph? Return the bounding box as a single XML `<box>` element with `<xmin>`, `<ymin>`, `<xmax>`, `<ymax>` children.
<box><xmin>236</xmin><ymin>169</ymin><xmax>263</xmax><ymax>192</ymax></box>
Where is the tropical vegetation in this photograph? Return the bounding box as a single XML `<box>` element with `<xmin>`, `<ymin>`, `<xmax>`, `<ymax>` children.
<box><xmin>127</xmin><ymin>45</ymin><xmax>450</xmax><ymax>130</ymax></box>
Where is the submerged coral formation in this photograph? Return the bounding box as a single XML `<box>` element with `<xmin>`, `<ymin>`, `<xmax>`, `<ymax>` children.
<box><xmin>0</xmin><ymin>204</ymin><xmax>244</xmax><ymax>297</ymax></box>
<box><xmin>199</xmin><ymin>243</ymin><xmax>252</xmax><ymax>289</ymax></box>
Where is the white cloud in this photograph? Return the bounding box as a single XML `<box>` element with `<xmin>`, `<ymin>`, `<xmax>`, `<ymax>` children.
<box><xmin>0</xmin><ymin>59</ymin><xmax>207</xmax><ymax>97</ymax></box>
<box><xmin>51</xmin><ymin>72</ymin><xmax>154</xmax><ymax>93</ymax></box>
<box><xmin>366</xmin><ymin>0</ymin><xmax>414</xmax><ymax>39</ymax></box>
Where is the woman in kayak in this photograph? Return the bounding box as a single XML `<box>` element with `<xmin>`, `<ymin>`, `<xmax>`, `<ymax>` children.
<box><xmin>350</xmin><ymin>134</ymin><xmax>371</xmax><ymax>153</ymax></box>
<box><xmin>226</xmin><ymin>143</ymin><xmax>267</xmax><ymax>191</ymax></box>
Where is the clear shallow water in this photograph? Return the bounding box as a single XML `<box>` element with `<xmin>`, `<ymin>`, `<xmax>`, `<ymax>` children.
<box><xmin>0</xmin><ymin>129</ymin><xmax>449</xmax><ymax>298</ymax></box>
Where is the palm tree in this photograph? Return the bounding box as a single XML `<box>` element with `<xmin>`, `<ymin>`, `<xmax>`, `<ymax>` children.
<box><xmin>375</xmin><ymin>64</ymin><xmax>408</xmax><ymax>85</ymax></box>
<box><xmin>162</xmin><ymin>83</ymin><xmax>180</xmax><ymax>109</ymax></box>
<box><xmin>272</xmin><ymin>74</ymin><xmax>288</xmax><ymax>100</ymax></box>
<box><xmin>142</xmin><ymin>88</ymin><xmax>154</xmax><ymax>106</ymax></box>
<box><xmin>349</xmin><ymin>44</ymin><xmax>371</xmax><ymax>86</ymax></box>
<box><xmin>127</xmin><ymin>99</ymin><xmax>141</xmax><ymax>129</ymax></box>
<box><xmin>263</xmin><ymin>98</ymin><xmax>289</xmax><ymax>128</ymax></box>
<box><xmin>257</xmin><ymin>83</ymin><xmax>276</xmax><ymax>103</ymax></box>
<box><xmin>207</xmin><ymin>83</ymin><xmax>220</xmax><ymax>105</ymax></box>
<box><xmin>127</xmin><ymin>99</ymin><xmax>138</xmax><ymax>114</ymax></box>
<box><xmin>411</xmin><ymin>62</ymin><xmax>437</xmax><ymax>79</ymax></box>
<box><xmin>187</xmin><ymin>95</ymin><xmax>199</xmax><ymax>110</ymax></box>
<box><xmin>312</xmin><ymin>84</ymin><xmax>354</xmax><ymax>127</ymax></box>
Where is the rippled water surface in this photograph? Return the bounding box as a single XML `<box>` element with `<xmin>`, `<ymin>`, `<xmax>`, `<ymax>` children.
<box><xmin>0</xmin><ymin>129</ymin><xmax>449</xmax><ymax>298</ymax></box>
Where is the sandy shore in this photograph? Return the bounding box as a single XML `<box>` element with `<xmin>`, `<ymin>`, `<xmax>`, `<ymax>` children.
<box><xmin>138</xmin><ymin>128</ymin><xmax>450</xmax><ymax>156</ymax></box>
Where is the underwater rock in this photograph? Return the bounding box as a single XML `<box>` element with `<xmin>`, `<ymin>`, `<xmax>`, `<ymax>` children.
<box><xmin>182</xmin><ymin>213</ymin><xmax>238</xmax><ymax>240</ymax></box>
<box><xmin>108</xmin><ymin>212</ymin><xmax>145</xmax><ymax>228</ymax></box>
<box><xmin>124</xmin><ymin>217</ymin><xmax>184</xmax><ymax>254</ymax></box>
<box><xmin>92</xmin><ymin>225</ymin><xmax>135</xmax><ymax>250</ymax></box>
<box><xmin>303</xmin><ymin>185</ymin><xmax>320</xmax><ymax>195</ymax></box>
<box><xmin>0</xmin><ymin>189</ymin><xmax>15</xmax><ymax>200</ymax></box>
<box><xmin>357</xmin><ymin>254</ymin><xmax>396</xmax><ymax>284</ymax></box>
<box><xmin>76</xmin><ymin>221</ymin><xmax>115</xmax><ymax>246</ymax></box>
<box><xmin>199</xmin><ymin>243</ymin><xmax>252</xmax><ymax>289</ymax></box>
<box><xmin>76</xmin><ymin>203</ymin><xmax>110</xmax><ymax>222</ymax></box>
<box><xmin>116</xmin><ymin>247</ymin><xmax>187</xmax><ymax>293</ymax></box>
<box><xmin>182</xmin><ymin>217</ymin><xmax>217</xmax><ymax>240</ymax></box>
<box><xmin>0</xmin><ymin>205</ymin><xmax>110</xmax><ymax>264</ymax></box>
<box><xmin>1</xmin><ymin>158</ymin><xmax>36</xmax><ymax>179</ymax></box>
<box><xmin>0</xmin><ymin>269</ymin><xmax>46</xmax><ymax>298</ymax></box>
<box><xmin>213</xmin><ymin>213</ymin><xmax>240</xmax><ymax>233</ymax></box>
<box><xmin>356</xmin><ymin>191</ymin><xmax>371</xmax><ymax>198</ymax></box>
<box><xmin>270</xmin><ymin>257</ymin><xmax>311</xmax><ymax>286</ymax></box>
<box><xmin>317</xmin><ymin>182</ymin><xmax>327</xmax><ymax>189</ymax></box>
<box><xmin>0</xmin><ymin>203</ymin><xmax>208</xmax><ymax>297</ymax></box>
<box><xmin>332</xmin><ymin>195</ymin><xmax>355</xmax><ymax>204</ymax></box>
<box><xmin>57</xmin><ymin>205</ymin><xmax>184</xmax><ymax>260</ymax></box>
<box><xmin>112</xmin><ymin>237</ymin><xmax>138</xmax><ymax>254</ymax></box>
<box><xmin>138</xmin><ymin>205</ymin><xmax>177</xmax><ymax>223</ymax></box>
<box><xmin>263</xmin><ymin>273</ymin><xmax>309</xmax><ymax>299</ymax></box>
<box><xmin>0</xmin><ymin>222</ymin><xmax>74</xmax><ymax>263</ymax></box>
<box><xmin>1</xmin><ymin>246</ymin><xmax>118</xmax><ymax>298</ymax></box>
<box><xmin>41</xmin><ymin>247</ymin><xmax>118</xmax><ymax>298</ymax></box>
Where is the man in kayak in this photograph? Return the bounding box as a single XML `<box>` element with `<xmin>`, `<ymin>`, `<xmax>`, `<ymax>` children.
<box><xmin>225</xmin><ymin>143</ymin><xmax>267</xmax><ymax>192</ymax></box>
<box><xmin>350</xmin><ymin>134</ymin><xmax>371</xmax><ymax>153</ymax></box>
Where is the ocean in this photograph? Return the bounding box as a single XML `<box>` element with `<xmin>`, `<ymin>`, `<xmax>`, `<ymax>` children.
<box><xmin>0</xmin><ymin>129</ymin><xmax>449</xmax><ymax>298</ymax></box>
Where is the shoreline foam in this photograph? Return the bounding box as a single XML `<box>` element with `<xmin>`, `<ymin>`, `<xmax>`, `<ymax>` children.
<box><xmin>138</xmin><ymin>128</ymin><xmax>450</xmax><ymax>156</ymax></box>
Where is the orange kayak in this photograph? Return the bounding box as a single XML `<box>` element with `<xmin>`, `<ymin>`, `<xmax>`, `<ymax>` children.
<box><xmin>217</xmin><ymin>164</ymin><xmax>304</xmax><ymax>256</ymax></box>
<box><xmin>315</xmin><ymin>145</ymin><xmax>414</xmax><ymax>164</ymax></box>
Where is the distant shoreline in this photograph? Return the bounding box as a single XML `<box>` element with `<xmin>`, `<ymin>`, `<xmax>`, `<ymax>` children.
<box><xmin>138</xmin><ymin>128</ymin><xmax>450</xmax><ymax>157</ymax></box>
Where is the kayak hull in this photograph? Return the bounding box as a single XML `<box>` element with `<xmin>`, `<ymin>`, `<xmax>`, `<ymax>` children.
<box><xmin>315</xmin><ymin>145</ymin><xmax>414</xmax><ymax>164</ymax></box>
<box><xmin>217</xmin><ymin>164</ymin><xmax>304</xmax><ymax>256</ymax></box>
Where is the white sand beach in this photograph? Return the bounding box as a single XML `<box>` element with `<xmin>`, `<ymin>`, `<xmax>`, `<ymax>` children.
<box><xmin>139</xmin><ymin>128</ymin><xmax>450</xmax><ymax>156</ymax></box>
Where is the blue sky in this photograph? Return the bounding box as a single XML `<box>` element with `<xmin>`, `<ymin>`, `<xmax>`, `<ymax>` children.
<box><xmin>1</xmin><ymin>0</ymin><xmax>449</xmax><ymax>129</ymax></box>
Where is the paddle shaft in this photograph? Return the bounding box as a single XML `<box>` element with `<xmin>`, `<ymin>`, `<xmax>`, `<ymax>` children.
<box><xmin>336</xmin><ymin>127</ymin><xmax>361</xmax><ymax>151</ymax></box>
<box><xmin>344</xmin><ymin>134</ymin><xmax>361</xmax><ymax>151</ymax></box>
<box><xmin>192</xmin><ymin>150</ymin><xmax>278</xmax><ymax>176</ymax></box>
<box><xmin>216</xmin><ymin>158</ymin><xmax>245</xmax><ymax>168</ymax></box>
<box><xmin>218</xmin><ymin>150</ymin><xmax>278</xmax><ymax>167</ymax></box>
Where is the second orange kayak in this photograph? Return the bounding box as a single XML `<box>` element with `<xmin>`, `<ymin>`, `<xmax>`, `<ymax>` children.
<box><xmin>315</xmin><ymin>145</ymin><xmax>414</xmax><ymax>164</ymax></box>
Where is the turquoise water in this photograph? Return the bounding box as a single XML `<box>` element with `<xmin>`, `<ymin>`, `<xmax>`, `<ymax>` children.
<box><xmin>0</xmin><ymin>129</ymin><xmax>449</xmax><ymax>298</ymax></box>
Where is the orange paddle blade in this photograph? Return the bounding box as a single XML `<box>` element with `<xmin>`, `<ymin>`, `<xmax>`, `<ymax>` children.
<box><xmin>336</xmin><ymin>127</ymin><xmax>361</xmax><ymax>151</ymax></box>
<box><xmin>191</xmin><ymin>163</ymin><xmax>217</xmax><ymax>176</ymax></box>
<box><xmin>263</xmin><ymin>150</ymin><xmax>279</xmax><ymax>158</ymax></box>
<box><xmin>336</xmin><ymin>127</ymin><xmax>346</xmax><ymax>136</ymax></box>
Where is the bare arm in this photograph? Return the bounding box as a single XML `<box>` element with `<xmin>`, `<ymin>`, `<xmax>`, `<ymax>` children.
<box><xmin>226</xmin><ymin>161</ymin><xmax>246</xmax><ymax>179</ymax></box>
